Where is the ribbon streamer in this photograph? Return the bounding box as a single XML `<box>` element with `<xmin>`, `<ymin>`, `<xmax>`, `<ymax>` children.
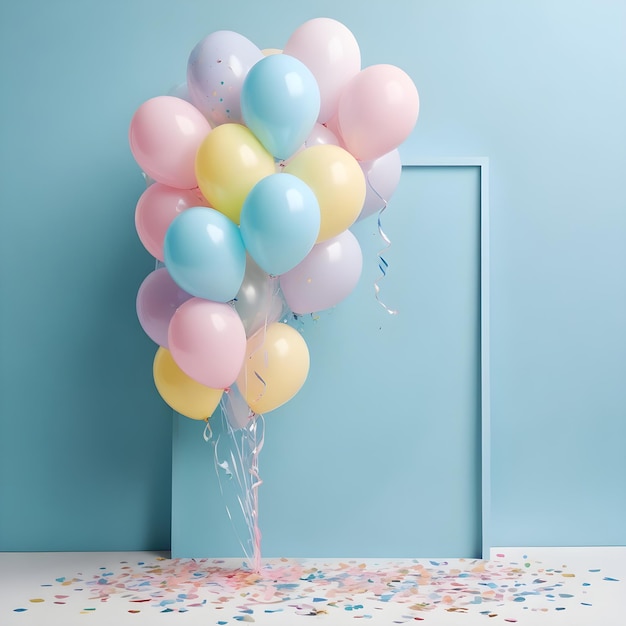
<box><xmin>213</xmin><ymin>404</ymin><xmax>266</xmax><ymax>572</ymax></box>
<box><xmin>367</xmin><ymin>173</ymin><xmax>399</xmax><ymax>316</ymax></box>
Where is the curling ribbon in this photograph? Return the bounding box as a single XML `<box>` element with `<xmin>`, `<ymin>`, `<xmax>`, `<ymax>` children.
<box><xmin>367</xmin><ymin>172</ymin><xmax>398</xmax><ymax>315</ymax></box>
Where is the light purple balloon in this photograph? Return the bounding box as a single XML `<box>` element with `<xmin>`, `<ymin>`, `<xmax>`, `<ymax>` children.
<box><xmin>187</xmin><ymin>30</ymin><xmax>263</xmax><ymax>126</ymax></box>
<box><xmin>357</xmin><ymin>149</ymin><xmax>403</xmax><ymax>221</ymax></box>
<box><xmin>280</xmin><ymin>230</ymin><xmax>363</xmax><ymax>314</ymax></box>
<box><xmin>136</xmin><ymin>267</ymin><xmax>193</xmax><ymax>348</ymax></box>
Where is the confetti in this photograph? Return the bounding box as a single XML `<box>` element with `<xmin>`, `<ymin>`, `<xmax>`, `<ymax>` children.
<box><xmin>8</xmin><ymin>555</ymin><xmax>622</xmax><ymax>622</ymax></box>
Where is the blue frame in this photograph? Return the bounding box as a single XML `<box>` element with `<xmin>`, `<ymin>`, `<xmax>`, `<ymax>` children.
<box><xmin>403</xmin><ymin>158</ymin><xmax>490</xmax><ymax>557</ymax></box>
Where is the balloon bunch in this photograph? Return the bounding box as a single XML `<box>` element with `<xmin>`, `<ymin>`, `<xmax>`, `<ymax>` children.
<box><xmin>130</xmin><ymin>17</ymin><xmax>418</xmax><ymax>566</ymax></box>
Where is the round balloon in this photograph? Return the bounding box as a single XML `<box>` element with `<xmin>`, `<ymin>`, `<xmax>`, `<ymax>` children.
<box><xmin>280</xmin><ymin>230</ymin><xmax>363</xmax><ymax>314</ymax></box>
<box><xmin>284</xmin><ymin>144</ymin><xmax>365</xmax><ymax>242</ymax></box>
<box><xmin>357</xmin><ymin>149</ymin><xmax>403</xmax><ymax>221</ymax></box>
<box><xmin>129</xmin><ymin>96</ymin><xmax>211</xmax><ymax>189</ymax></box>
<box><xmin>239</xmin><ymin>173</ymin><xmax>321</xmax><ymax>276</ymax></box>
<box><xmin>168</xmin><ymin>298</ymin><xmax>247</xmax><ymax>390</ymax></box>
<box><xmin>195</xmin><ymin>123</ymin><xmax>275</xmax><ymax>224</ymax></box>
<box><xmin>241</xmin><ymin>53</ymin><xmax>321</xmax><ymax>160</ymax></box>
<box><xmin>237</xmin><ymin>322</ymin><xmax>310</xmax><ymax>414</ymax></box>
<box><xmin>187</xmin><ymin>30</ymin><xmax>263</xmax><ymax>126</ymax></box>
<box><xmin>135</xmin><ymin>183</ymin><xmax>209</xmax><ymax>261</ymax></box>
<box><xmin>337</xmin><ymin>64</ymin><xmax>419</xmax><ymax>162</ymax></box>
<box><xmin>153</xmin><ymin>347</ymin><xmax>223</xmax><ymax>420</ymax></box>
<box><xmin>164</xmin><ymin>207</ymin><xmax>246</xmax><ymax>303</ymax></box>
<box><xmin>233</xmin><ymin>256</ymin><xmax>287</xmax><ymax>337</ymax></box>
<box><xmin>284</xmin><ymin>17</ymin><xmax>361</xmax><ymax>123</ymax></box>
<box><xmin>136</xmin><ymin>267</ymin><xmax>193</xmax><ymax>348</ymax></box>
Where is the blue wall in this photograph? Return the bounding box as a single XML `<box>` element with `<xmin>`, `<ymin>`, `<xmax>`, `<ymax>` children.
<box><xmin>1</xmin><ymin>0</ymin><xmax>624</xmax><ymax>551</ymax></box>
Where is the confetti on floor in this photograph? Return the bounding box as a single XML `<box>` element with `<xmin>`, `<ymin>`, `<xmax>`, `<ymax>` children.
<box><xmin>6</xmin><ymin>554</ymin><xmax>623</xmax><ymax>623</ymax></box>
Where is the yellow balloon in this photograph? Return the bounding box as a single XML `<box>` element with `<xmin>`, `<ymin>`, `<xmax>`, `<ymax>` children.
<box><xmin>237</xmin><ymin>323</ymin><xmax>310</xmax><ymax>414</ymax></box>
<box><xmin>284</xmin><ymin>144</ymin><xmax>366</xmax><ymax>242</ymax></box>
<box><xmin>153</xmin><ymin>347</ymin><xmax>223</xmax><ymax>420</ymax></box>
<box><xmin>195</xmin><ymin>124</ymin><xmax>275</xmax><ymax>224</ymax></box>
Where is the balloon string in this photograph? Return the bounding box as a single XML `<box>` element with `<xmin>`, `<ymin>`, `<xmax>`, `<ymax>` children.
<box><xmin>212</xmin><ymin>398</ymin><xmax>265</xmax><ymax>571</ymax></box>
<box><xmin>367</xmin><ymin>172</ymin><xmax>399</xmax><ymax>316</ymax></box>
<box><xmin>249</xmin><ymin>414</ymin><xmax>265</xmax><ymax>573</ymax></box>
<box><xmin>203</xmin><ymin>419</ymin><xmax>213</xmax><ymax>442</ymax></box>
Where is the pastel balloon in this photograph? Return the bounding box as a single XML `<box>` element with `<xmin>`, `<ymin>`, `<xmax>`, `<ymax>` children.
<box><xmin>195</xmin><ymin>123</ymin><xmax>275</xmax><ymax>224</ymax></box>
<box><xmin>164</xmin><ymin>207</ymin><xmax>246</xmax><ymax>303</ymax></box>
<box><xmin>234</xmin><ymin>256</ymin><xmax>287</xmax><ymax>337</ymax></box>
<box><xmin>284</xmin><ymin>17</ymin><xmax>361</xmax><ymax>123</ymax></box>
<box><xmin>168</xmin><ymin>298</ymin><xmax>247</xmax><ymax>389</ymax></box>
<box><xmin>357</xmin><ymin>149</ymin><xmax>403</xmax><ymax>221</ymax></box>
<box><xmin>187</xmin><ymin>30</ymin><xmax>263</xmax><ymax>126</ymax></box>
<box><xmin>337</xmin><ymin>64</ymin><xmax>419</xmax><ymax>161</ymax></box>
<box><xmin>278</xmin><ymin>122</ymin><xmax>340</xmax><ymax>168</ymax></box>
<box><xmin>241</xmin><ymin>53</ymin><xmax>320</xmax><ymax>160</ymax></box>
<box><xmin>284</xmin><ymin>144</ymin><xmax>365</xmax><ymax>242</ymax></box>
<box><xmin>280</xmin><ymin>230</ymin><xmax>363</xmax><ymax>314</ymax></box>
<box><xmin>135</xmin><ymin>183</ymin><xmax>209</xmax><ymax>261</ymax></box>
<box><xmin>153</xmin><ymin>347</ymin><xmax>223</xmax><ymax>420</ymax></box>
<box><xmin>239</xmin><ymin>173</ymin><xmax>321</xmax><ymax>276</ymax></box>
<box><xmin>237</xmin><ymin>322</ymin><xmax>310</xmax><ymax>414</ymax></box>
<box><xmin>129</xmin><ymin>96</ymin><xmax>211</xmax><ymax>189</ymax></box>
<box><xmin>305</xmin><ymin>122</ymin><xmax>340</xmax><ymax>148</ymax></box>
<box><xmin>136</xmin><ymin>267</ymin><xmax>193</xmax><ymax>348</ymax></box>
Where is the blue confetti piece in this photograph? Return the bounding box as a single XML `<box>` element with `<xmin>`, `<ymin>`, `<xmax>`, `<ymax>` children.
<box><xmin>581</xmin><ymin>602</ymin><xmax>593</xmax><ymax>606</ymax></box>
<box><xmin>559</xmin><ymin>593</ymin><xmax>573</xmax><ymax>598</ymax></box>
<box><xmin>582</xmin><ymin>582</ymin><xmax>591</xmax><ymax>587</ymax></box>
<box><xmin>218</xmin><ymin>622</ymin><xmax>228</xmax><ymax>625</ymax></box>
<box><xmin>13</xmin><ymin>608</ymin><xmax>28</xmax><ymax>613</ymax></box>
<box><xmin>264</xmin><ymin>608</ymin><xmax>284</xmax><ymax>613</ymax></box>
<box><xmin>240</xmin><ymin>608</ymin><xmax>253</xmax><ymax>614</ymax></box>
<box><xmin>312</xmin><ymin>597</ymin><xmax>327</xmax><ymax>602</ymax></box>
<box><xmin>555</xmin><ymin>607</ymin><xmax>566</xmax><ymax>611</ymax></box>
<box><xmin>513</xmin><ymin>597</ymin><xmax>526</xmax><ymax>602</ymax></box>
<box><xmin>161</xmin><ymin>608</ymin><xmax>174</xmax><ymax>613</ymax></box>
<box><xmin>603</xmin><ymin>577</ymin><xmax>619</xmax><ymax>582</ymax></box>
<box><xmin>56</xmin><ymin>577</ymin><xmax>65</xmax><ymax>583</ymax></box>
<box><xmin>429</xmin><ymin>560</ymin><xmax>440</xmax><ymax>566</ymax></box>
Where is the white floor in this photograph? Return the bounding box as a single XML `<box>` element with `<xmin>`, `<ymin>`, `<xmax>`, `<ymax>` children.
<box><xmin>0</xmin><ymin>547</ymin><xmax>624</xmax><ymax>625</ymax></box>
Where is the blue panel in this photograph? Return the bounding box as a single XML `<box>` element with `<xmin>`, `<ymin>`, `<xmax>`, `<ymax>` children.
<box><xmin>172</xmin><ymin>166</ymin><xmax>482</xmax><ymax>558</ymax></box>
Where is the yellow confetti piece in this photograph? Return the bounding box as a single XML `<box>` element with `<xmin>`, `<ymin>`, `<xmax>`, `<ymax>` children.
<box><xmin>562</xmin><ymin>573</ymin><xmax>576</xmax><ymax>578</ymax></box>
<box><xmin>29</xmin><ymin>598</ymin><xmax>45</xmax><ymax>603</ymax></box>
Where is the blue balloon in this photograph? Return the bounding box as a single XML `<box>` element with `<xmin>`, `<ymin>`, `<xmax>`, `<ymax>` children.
<box><xmin>164</xmin><ymin>207</ymin><xmax>246</xmax><ymax>302</ymax></box>
<box><xmin>240</xmin><ymin>174</ymin><xmax>321</xmax><ymax>276</ymax></box>
<box><xmin>241</xmin><ymin>54</ymin><xmax>321</xmax><ymax>160</ymax></box>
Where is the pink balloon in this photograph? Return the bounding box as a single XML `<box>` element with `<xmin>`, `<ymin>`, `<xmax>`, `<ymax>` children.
<box><xmin>305</xmin><ymin>122</ymin><xmax>340</xmax><ymax>148</ymax></box>
<box><xmin>357</xmin><ymin>149</ymin><xmax>403</xmax><ymax>221</ymax></box>
<box><xmin>284</xmin><ymin>18</ymin><xmax>361</xmax><ymax>123</ymax></box>
<box><xmin>168</xmin><ymin>298</ymin><xmax>246</xmax><ymax>389</ymax></box>
<box><xmin>135</xmin><ymin>183</ymin><xmax>209</xmax><ymax>261</ymax></box>
<box><xmin>129</xmin><ymin>96</ymin><xmax>211</xmax><ymax>189</ymax></box>
<box><xmin>280</xmin><ymin>230</ymin><xmax>363</xmax><ymax>314</ymax></box>
<box><xmin>279</xmin><ymin>122</ymin><xmax>340</xmax><ymax>167</ymax></box>
<box><xmin>136</xmin><ymin>267</ymin><xmax>193</xmax><ymax>348</ymax></box>
<box><xmin>337</xmin><ymin>65</ymin><xmax>419</xmax><ymax>162</ymax></box>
